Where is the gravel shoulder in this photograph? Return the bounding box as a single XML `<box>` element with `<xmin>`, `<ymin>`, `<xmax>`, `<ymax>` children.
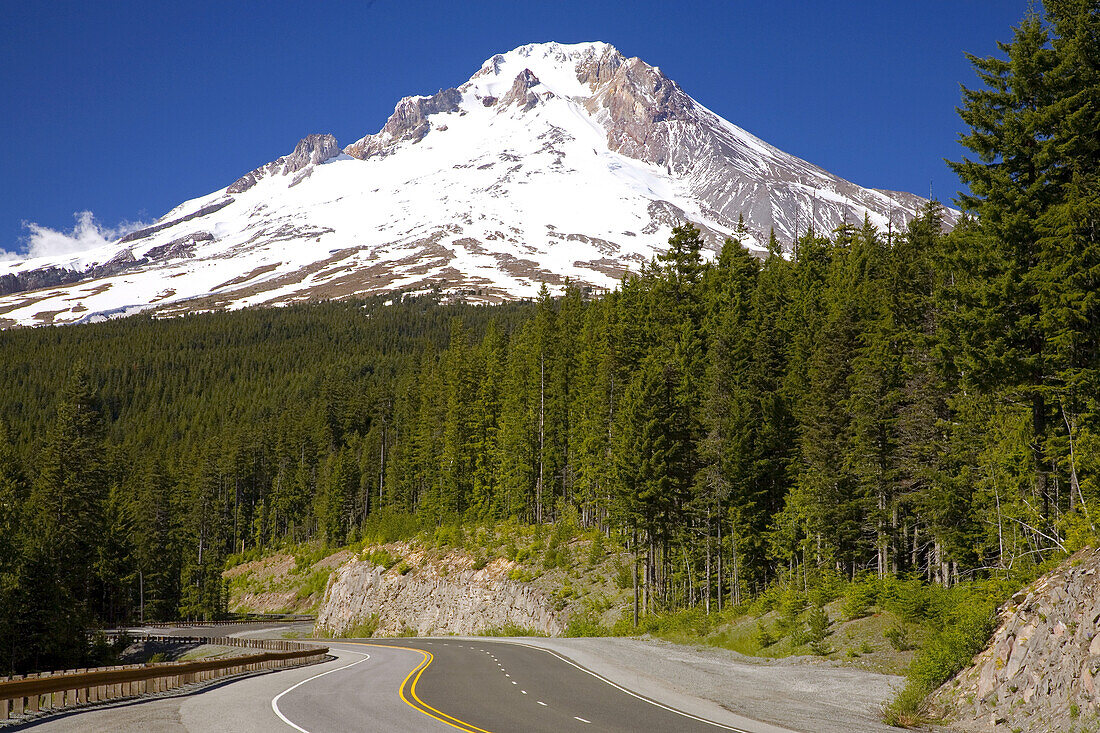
<box><xmin>508</xmin><ymin>636</ymin><xmax>905</xmax><ymax>733</ymax></box>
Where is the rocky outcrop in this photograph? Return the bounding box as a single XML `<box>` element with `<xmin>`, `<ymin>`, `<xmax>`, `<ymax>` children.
<box><xmin>283</xmin><ymin>133</ymin><xmax>342</xmax><ymax>174</ymax></box>
<box><xmin>344</xmin><ymin>89</ymin><xmax>463</xmax><ymax>160</ymax></box>
<box><xmin>500</xmin><ymin>69</ymin><xmax>549</xmax><ymax>111</ymax></box>
<box><xmin>227</xmin><ymin>134</ymin><xmax>341</xmax><ymax>193</ymax></box>
<box><xmin>935</xmin><ymin>547</ymin><xmax>1100</xmax><ymax>731</ymax></box>
<box><xmin>120</xmin><ymin>198</ymin><xmax>234</xmax><ymax>243</ymax></box>
<box><xmin>575</xmin><ymin>44</ymin><xmax>624</xmax><ymax>89</ymax></box>
<box><xmin>0</xmin><ymin>265</ymin><xmax>83</xmax><ymax>296</ymax></box>
<box><xmin>86</xmin><ymin>248</ymin><xmax>137</xmax><ymax>279</ymax></box>
<box><xmin>144</xmin><ymin>231</ymin><xmax>212</xmax><ymax>261</ymax></box>
<box><xmin>584</xmin><ymin>58</ymin><xmax>694</xmax><ymax>167</ymax></box>
<box><xmin>316</xmin><ymin>543</ymin><xmax>566</xmax><ymax>637</ymax></box>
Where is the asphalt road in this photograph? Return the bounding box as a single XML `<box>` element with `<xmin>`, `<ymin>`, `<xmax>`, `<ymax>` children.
<box><xmin>14</xmin><ymin>636</ymin><xmax>793</xmax><ymax>733</ymax></box>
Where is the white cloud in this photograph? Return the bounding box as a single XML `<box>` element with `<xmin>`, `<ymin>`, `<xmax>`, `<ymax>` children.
<box><xmin>0</xmin><ymin>211</ymin><xmax>147</xmax><ymax>262</ymax></box>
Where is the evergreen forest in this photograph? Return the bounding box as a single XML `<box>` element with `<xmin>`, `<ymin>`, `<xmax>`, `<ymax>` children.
<box><xmin>0</xmin><ymin>2</ymin><xmax>1097</xmax><ymax>694</ymax></box>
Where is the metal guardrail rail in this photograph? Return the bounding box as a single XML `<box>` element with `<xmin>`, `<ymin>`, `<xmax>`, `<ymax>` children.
<box><xmin>0</xmin><ymin>636</ymin><xmax>328</xmax><ymax>721</ymax></box>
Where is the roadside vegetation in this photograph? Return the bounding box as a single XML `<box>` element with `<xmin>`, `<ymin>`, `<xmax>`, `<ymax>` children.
<box><xmin>0</xmin><ymin>14</ymin><xmax>1094</xmax><ymax>733</ymax></box>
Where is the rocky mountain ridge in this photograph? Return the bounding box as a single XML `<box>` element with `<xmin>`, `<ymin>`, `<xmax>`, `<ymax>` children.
<box><xmin>0</xmin><ymin>41</ymin><xmax>953</xmax><ymax>328</ymax></box>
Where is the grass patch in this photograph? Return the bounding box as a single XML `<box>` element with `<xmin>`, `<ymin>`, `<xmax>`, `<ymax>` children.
<box><xmin>361</xmin><ymin>547</ymin><xmax>400</xmax><ymax>570</ymax></box>
<box><xmin>338</xmin><ymin>611</ymin><xmax>382</xmax><ymax>638</ymax></box>
<box><xmin>479</xmin><ymin>623</ymin><xmax>547</xmax><ymax>637</ymax></box>
<box><xmin>294</xmin><ymin>568</ymin><xmax>333</xmax><ymax>601</ymax></box>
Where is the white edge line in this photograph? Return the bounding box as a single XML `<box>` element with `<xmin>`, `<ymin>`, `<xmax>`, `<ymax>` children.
<box><xmin>501</xmin><ymin>641</ymin><xmax>752</xmax><ymax>733</ymax></box>
<box><xmin>271</xmin><ymin>649</ymin><xmax>371</xmax><ymax>732</ymax></box>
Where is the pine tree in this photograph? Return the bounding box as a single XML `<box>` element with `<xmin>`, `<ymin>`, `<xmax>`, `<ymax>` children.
<box><xmin>18</xmin><ymin>367</ymin><xmax>107</xmax><ymax>670</ymax></box>
<box><xmin>0</xmin><ymin>422</ymin><xmax>27</xmax><ymax>674</ymax></box>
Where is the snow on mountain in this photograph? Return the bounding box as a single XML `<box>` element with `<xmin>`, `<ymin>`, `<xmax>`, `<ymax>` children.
<box><xmin>0</xmin><ymin>41</ymin><xmax>953</xmax><ymax>328</ymax></box>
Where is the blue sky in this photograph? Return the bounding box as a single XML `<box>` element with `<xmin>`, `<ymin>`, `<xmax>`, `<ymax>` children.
<box><xmin>1</xmin><ymin>1</ymin><xmax>1031</xmax><ymax>257</ymax></box>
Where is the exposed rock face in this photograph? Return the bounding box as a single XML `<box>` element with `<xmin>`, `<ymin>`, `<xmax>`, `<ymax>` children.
<box><xmin>316</xmin><ymin>543</ymin><xmax>566</xmax><ymax>637</ymax></box>
<box><xmin>283</xmin><ymin>133</ymin><xmax>342</xmax><ymax>174</ymax></box>
<box><xmin>584</xmin><ymin>57</ymin><xmax>695</xmax><ymax>167</ymax></box>
<box><xmin>120</xmin><ymin>198</ymin><xmax>234</xmax><ymax>242</ymax></box>
<box><xmin>935</xmin><ymin>547</ymin><xmax>1100</xmax><ymax>731</ymax></box>
<box><xmin>344</xmin><ymin>88</ymin><xmax>463</xmax><ymax>160</ymax></box>
<box><xmin>575</xmin><ymin>44</ymin><xmax>624</xmax><ymax>89</ymax></box>
<box><xmin>0</xmin><ymin>266</ymin><xmax>82</xmax><ymax>296</ymax></box>
<box><xmin>227</xmin><ymin>134</ymin><xmax>341</xmax><ymax>193</ymax></box>
<box><xmin>500</xmin><ymin>69</ymin><xmax>548</xmax><ymax>111</ymax></box>
<box><xmin>86</xmin><ymin>248</ymin><xmax>137</xmax><ymax>279</ymax></box>
<box><xmin>144</xmin><ymin>231</ymin><xmax>212</xmax><ymax>261</ymax></box>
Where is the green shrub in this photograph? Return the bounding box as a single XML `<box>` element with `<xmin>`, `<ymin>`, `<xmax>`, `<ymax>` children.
<box><xmin>509</xmin><ymin>567</ymin><xmax>538</xmax><ymax>582</ymax></box>
<box><xmin>342</xmin><ymin>614</ymin><xmax>380</xmax><ymax>638</ymax></box>
<box><xmin>359</xmin><ymin>510</ymin><xmax>421</xmax><ymax>545</ymax></box>
<box><xmin>565</xmin><ymin>605</ymin><xmax>610</xmax><ymax>637</ymax></box>
<box><xmin>292</xmin><ymin>545</ymin><xmax>330</xmax><ymax>574</ymax></box>
<box><xmin>884</xmin><ymin>579</ymin><xmax>1009</xmax><ymax>726</ymax></box>
<box><xmin>807</xmin><ymin>569</ymin><xmax>845</xmax><ymax>609</ymax></box>
<box><xmin>755</xmin><ymin>620</ymin><xmax>776</xmax><ymax>648</ymax></box>
<box><xmin>908</xmin><ymin>598</ymin><xmax>996</xmax><ymax>693</ymax></box>
<box><xmin>482</xmin><ymin>623</ymin><xmax>547</xmax><ymax>637</ymax></box>
<box><xmin>613</xmin><ymin>559</ymin><xmax>635</xmax><ymax>590</ymax></box>
<box><xmin>587</xmin><ymin>532</ymin><xmax>605</xmax><ymax>566</ymax></box>
<box><xmin>543</xmin><ymin>533</ymin><xmax>571</xmax><ymax>569</ymax></box>
<box><xmin>806</xmin><ymin>607</ymin><xmax>831</xmax><ymax>655</ymax></box>
<box><xmin>396</xmin><ymin>561</ymin><xmax>412</xmax><ymax>575</ymax></box>
<box><xmin>884</xmin><ymin>623</ymin><xmax>915</xmax><ymax>651</ymax></box>
<box><xmin>295</xmin><ymin>569</ymin><xmax>332</xmax><ymax>600</ymax></box>
<box><xmin>362</xmin><ymin>547</ymin><xmax>399</xmax><ymax>569</ymax></box>
<box><xmin>881</xmin><ymin>577</ymin><xmax>930</xmax><ymax>622</ymax></box>
<box><xmin>882</xmin><ymin>681</ymin><xmax>930</xmax><ymax>727</ymax></box>
<box><xmin>842</xmin><ymin>579</ymin><xmax>878</xmax><ymax>620</ymax></box>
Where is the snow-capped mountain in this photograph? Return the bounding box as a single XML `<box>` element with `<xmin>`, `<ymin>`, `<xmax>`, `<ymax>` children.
<box><xmin>0</xmin><ymin>41</ymin><xmax>952</xmax><ymax>328</ymax></box>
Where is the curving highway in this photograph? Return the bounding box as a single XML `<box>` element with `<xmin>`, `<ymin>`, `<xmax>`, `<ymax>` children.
<box><xmin>16</xmin><ymin>637</ymin><xmax>794</xmax><ymax>733</ymax></box>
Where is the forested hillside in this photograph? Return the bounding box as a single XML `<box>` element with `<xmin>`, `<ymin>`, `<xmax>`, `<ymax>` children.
<box><xmin>1</xmin><ymin>2</ymin><xmax>1096</xmax><ymax>689</ymax></box>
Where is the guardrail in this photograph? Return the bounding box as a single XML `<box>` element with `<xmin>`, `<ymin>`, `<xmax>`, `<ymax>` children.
<box><xmin>0</xmin><ymin>636</ymin><xmax>328</xmax><ymax>722</ymax></box>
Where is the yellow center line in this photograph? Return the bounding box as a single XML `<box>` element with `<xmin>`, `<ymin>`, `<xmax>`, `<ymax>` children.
<box><xmin>347</xmin><ymin>642</ymin><xmax>495</xmax><ymax>733</ymax></box>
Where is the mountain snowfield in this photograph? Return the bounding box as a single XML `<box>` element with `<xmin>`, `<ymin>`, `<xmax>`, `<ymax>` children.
<box><xmin>0</xmin><ymin>41</ymin><xmax>953</xmax><ymax>328</ymax></box>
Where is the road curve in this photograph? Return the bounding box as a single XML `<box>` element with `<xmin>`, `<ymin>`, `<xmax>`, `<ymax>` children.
<box><xmin>278</xmin><ymin>638</ymin><xmax>792</xmax><ymax>733</ymax></box>
<box><xmin>14</xmin><ymin>637</ymin><xmax>794</xmax><ymax>732</ymax></box>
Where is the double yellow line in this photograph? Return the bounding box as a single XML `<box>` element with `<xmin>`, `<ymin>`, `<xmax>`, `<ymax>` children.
<box><xmin>350</xmin><ymin>643</ymin><xmax>493</xmax><ymax>733</ymax></box>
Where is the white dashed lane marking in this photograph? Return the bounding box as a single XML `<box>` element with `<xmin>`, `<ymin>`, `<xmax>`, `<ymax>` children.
<box><xmin>574</xmin><ymin>716</ymin><xmax>591</xmax><ymax>724</ymax></box>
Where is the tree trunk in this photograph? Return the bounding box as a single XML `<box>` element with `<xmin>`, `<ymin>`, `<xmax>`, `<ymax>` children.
<box><xmin>705</xmin><ymin>511</ymin><xmax>712</xmax><ymax>614</ymax></box>
<box><xmin>632</xmin><ymin>527</ymin><xmax>639</xmax><ymax>627</ymax></box>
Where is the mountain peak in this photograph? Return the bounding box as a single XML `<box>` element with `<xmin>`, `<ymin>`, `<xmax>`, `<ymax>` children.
<box><xmin>466</xmin><ymin>41</ymin><xmax>622</xmax><ymax>101</ymax></box>
<box><xmin>0</xmin><ymin>41</ymin><xmax>955</xmax><ymax>328</ymax></box>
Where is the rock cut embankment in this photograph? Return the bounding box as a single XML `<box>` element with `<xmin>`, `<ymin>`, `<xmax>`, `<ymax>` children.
<box><xmin>316</xmin><ymin>542</ymin><xmax>567</xmax><ymax>637</ymax></box>
<box><xmin>935</xmin><ymin>546</ymin><xmax>1100</xmax><ymax>731</ymax></box>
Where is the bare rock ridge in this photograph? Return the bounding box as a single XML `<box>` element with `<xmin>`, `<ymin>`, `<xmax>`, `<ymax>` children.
<box><xmin>935</xmin><ymin>547</ymin><xmax>1100</xmax><ymax>731</ymax></box>
<box><xmin>119</xmin><ymin>199</ymin><xmax>234</xmax><ymax>242</ymax></box>
<box><xmin>500</xmin><ymin>68</ymin><xmax>548</xmax><ymax>110</ymax></box>
<box><xmin>0</xmin><ymin>40</ymin><xmax>954</xmax><ymax>327</ymax></box>
<box><xmin>0</xmin><ymin>231</ymin><xmax>215</xmax><ymax>298</ymax></box>
<box><xmin>228</xmin><ymin>133</ymin><xmax>342</xmax><ymax>193</ymax></box>
<box><xmin>316</xmin><ymin>543</ymin><xmax>566</xmax><ymax>637</ymax></box>
<box><xmin>345</xmin><ymin>89</ymin><xmax>463</xmax><ymax>160</ymax></box>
